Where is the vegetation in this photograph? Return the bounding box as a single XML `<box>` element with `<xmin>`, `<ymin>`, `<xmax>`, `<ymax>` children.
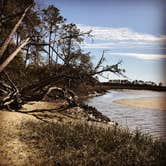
<box><xmin>0</xmin><ymin>0</ymin><xmax>125</xmax><ymax>110</ymax></box>
<box><xmin>20</xmin><ymin>121</ymin><xmax>166</xmax><ymax>166</ymax></box>
<box><xmin>0</xmin><ymin>0</ymin><xmax>124</xmax><ymax>87</ymax></box>
<box><xmin>1</xmin><ymin>1</ymin><xmax>165</xmax><ymax>165</ymax></box>
<box><xmin>103</xmin><ymin>80</ymin><xmax>166</xmax><ymax>91</ymax></box>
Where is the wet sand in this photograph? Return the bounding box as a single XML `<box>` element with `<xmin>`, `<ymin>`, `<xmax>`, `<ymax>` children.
<box><xmin>114</xmin><ymin>97</ymin><xmax>166</xmax><ymax>111</ymax></box>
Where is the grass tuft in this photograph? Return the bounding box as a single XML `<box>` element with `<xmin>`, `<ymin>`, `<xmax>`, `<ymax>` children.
<box><xmin>20</xmin><ymin>121</ymin><xmax>166</xmax><ymax>166</ymax></box>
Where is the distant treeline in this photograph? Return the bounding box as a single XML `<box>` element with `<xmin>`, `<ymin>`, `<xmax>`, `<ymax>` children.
<box><xmin>102</xmin><ymin>82</ymin><xmax>166</xmax><ymax>91</ymax></box>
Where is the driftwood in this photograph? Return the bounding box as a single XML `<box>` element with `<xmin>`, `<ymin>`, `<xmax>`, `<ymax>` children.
<box><xmin>20</xmin><ymin>74</ymin><xmax>79</xmax><ymax>101</ymax></box>
<box><xmin>0</xmin><ymin>72</ymin><xmax>22</xmax><ymax>110</ymax></box>
<box><xmin>0</xmin><ymin>71</ymin><xmax>111</xmax><ymax>123</ymax></box>
<box><xmin>43</xmin><ymin>86</ymin><xmax>78</xmax><ymax>106</ymax></box>
<box><xmin>0</xmin><ymin>73</ymin><xmax>78</xmax><ymax>111</ymax></box>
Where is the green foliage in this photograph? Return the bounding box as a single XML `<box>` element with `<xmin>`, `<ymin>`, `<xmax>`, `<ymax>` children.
<box><xmin>0</xmin><ymin>0</ymin><xmax>125</xmax><ymax>95</ymax></box>
<box><xmin>42</xmin><ymin>5</ymin><xmax>64</xmax><ymax>30</ymax></box>
<box><xmin>0</xmin><ymin>0</ymin><xmax>35</xmax><ymax>41</ymax></box>
<box><xmin>57</xmin><ymin>23</ymin><xmax>88</xmax><ymax>67</ymax></box>
<box><xmin>20</xmin><ymin>121</ymin><xmax>166</xmax><ymax>166</ymax></box>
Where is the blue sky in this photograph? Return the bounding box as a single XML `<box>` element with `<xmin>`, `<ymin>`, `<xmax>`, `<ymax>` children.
<box><xmin>37</xmin><ymin>0</ymin><xmax>166</xmax><ymax>84</ymax></box>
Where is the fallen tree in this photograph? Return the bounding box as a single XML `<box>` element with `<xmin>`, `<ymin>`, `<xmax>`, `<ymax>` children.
<box><xmin>0</xmin><ymin>5</ymin><xmax>32</xmax><ymax>110</ymax></box>
<box><xmin>0</xmin><ymin>3</ymin><xmax>125</xmax><ymax>115</ymax></box>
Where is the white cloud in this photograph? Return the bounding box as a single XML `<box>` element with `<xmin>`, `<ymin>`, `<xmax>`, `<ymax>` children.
<box><xmin>78</xmin><ymin>24</ymin><xmax>166</xmax><ymax>50</ymax></box>
<box><xmin>81</xmin><ymin>41</ymin><xmax>160</xmax><ymax>49</ymax></box>
<box><xmin>77</xmin><ymin>24</ymin><xmax>166</xmax><ymax>60</ymax></box>
<box><xmin>81</xmin><ymin>42</ymin><xmax>115</xmax><ymax>49</ymax></box>
<box><xmin>110</xmin><ymin>52</ymin><xmax>166</xmax><ymax>60</ymax></box>
<box><xmin>78</xmin><ymin>24</ymin><xmax>166</xmax><ymax>42</ymax></box>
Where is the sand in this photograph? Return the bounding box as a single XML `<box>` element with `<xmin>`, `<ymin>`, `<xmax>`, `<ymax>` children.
<box><xmin>114</xmin><ymin>97</ymin><xmax>166</xmax><ymax>111</ymax></box>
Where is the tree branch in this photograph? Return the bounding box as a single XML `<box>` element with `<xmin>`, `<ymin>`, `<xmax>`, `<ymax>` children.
<box><xmin>91</xmin><ymin>61</ymin><xmax>126</xmax><ymax>77</ymax></box>
<box><xmin>94</xmin><ymin>50</ymin><xmax>105</xmax><ymax>72</ymax></box>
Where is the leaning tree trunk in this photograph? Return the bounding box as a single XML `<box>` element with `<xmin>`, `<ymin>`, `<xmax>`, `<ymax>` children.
<box><xmin>0</xmin><ymin>5</ymin><xmax>32</xmax><ymax>111</ymax></box>
<box><xmin>0</xmin><ymin>38</ymin><xmax>30</xmax><ymax>72</ymax></box>
<box><xmin>0</xmin><ymin>5</ymin><xmax>32</xmax><ymax>58</ymax></box>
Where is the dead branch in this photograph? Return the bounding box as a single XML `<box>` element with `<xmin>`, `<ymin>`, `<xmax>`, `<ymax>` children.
<box><xmin>43</xmin><ymin>86</ymin><xmax>78</xmax><ymax>106</ymax></box>
<box><xmin>94</xmin><ymin>50</ymin><xmax>105</xmax><ymax>72</ymax></box>
<box><xmin>0</xmin><ymin>72</ymin><xmax>22</xmax><ymax>110</ymax></box>
<box><xmin>92</xmin><ymin>61</ymin><xmax>126</xmax><ymax>77</ymax></box>
<box><xmin>92</xmin><ymin>50</ymin><xmax>126</xmax><ymax>77</ymax></box>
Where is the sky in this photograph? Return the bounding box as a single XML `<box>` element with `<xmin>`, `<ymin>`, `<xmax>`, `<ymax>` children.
<box><xmin>37</xmin><ymin>0</ymin><xmax>166</xmax><ymax>84</ymax></box>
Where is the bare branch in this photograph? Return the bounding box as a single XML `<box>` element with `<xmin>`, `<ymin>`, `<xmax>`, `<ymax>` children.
<box><xmin>94</xmin><ymin>50</ymin><xmax>105</xmax><ymax>72</ymax></box>
<box><xmin>91</xmin><ymin>60</ymin><xmax>126</xmax><ymax>77</ymax></box>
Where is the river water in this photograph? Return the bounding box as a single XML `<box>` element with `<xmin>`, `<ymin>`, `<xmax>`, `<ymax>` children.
<box><xmin>86</xmin><ymin>90</ymin><xmax>166</xmax><ymax>139</ymax></box>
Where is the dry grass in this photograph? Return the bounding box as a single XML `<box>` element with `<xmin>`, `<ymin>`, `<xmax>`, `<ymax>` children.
<box><xmin>19</xmin><ymin>121</ymin><xmax>166</xmax><ymax>166</ymax></box>
<box><xmin>0</xmin><ymin>102</ymin><xmax>166</xmax><ymax>165</ymax></box>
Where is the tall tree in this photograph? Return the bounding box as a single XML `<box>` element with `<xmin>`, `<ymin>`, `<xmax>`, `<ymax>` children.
<box><xmin>56</xmin><ymin>23</ymin><xmax>91</xmax><ymax>67</ymax></box>
<box><xmin>0</xmin><ymin>3</ymin><xmax>32</xmax><ymax>110</ymax></box>
<box><xmin>42</xmin><ymin>5</ymin><xmax>65</xmax><ymax>66</ymax></box>
<box><xmin>0</xmin><ymin>0</ymin><xmax>44</xmax><ymax>66</ymax></box>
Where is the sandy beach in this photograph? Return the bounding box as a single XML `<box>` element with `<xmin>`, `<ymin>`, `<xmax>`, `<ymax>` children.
<box><xmin>114</xmin><ymin>97</ymin><xmax>166</xmax><ymax>111</ymax></box>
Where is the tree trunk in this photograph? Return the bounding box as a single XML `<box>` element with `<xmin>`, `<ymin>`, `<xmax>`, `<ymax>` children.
<box><xmin>48</xmin><ymin>30</ymin><xmax>52</xmax><ymax>66</ymax></box>
<box><xmin>0</xmin><ymin>5</ymin><xmax>32</xmax><ymax>58</ymax></box>
<box><xmin>0</xmin><ymin>38</ymin><xmax>30</xmax><ymax>73</ymax></box>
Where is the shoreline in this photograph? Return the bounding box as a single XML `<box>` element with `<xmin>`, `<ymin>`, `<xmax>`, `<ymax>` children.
<box><xmin>1</xmin><ymin>94</ymin><xmax>165</xmax><ymax>165</ymax></box>
<box><xmin>113</xmin><ymin>97</ymin><xmax>166</xmax><ymax>111</ymax></box>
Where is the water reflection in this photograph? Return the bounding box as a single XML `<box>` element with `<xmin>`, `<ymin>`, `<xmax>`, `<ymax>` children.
<box><xmin>86</xmin><ymin>90</ymin><xmax>166</xmax><ymax>139</ymax></box>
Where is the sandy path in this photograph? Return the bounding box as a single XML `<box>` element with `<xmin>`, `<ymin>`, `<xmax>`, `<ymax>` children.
<box><xmin>0</xmin><ymin>101</ymin><xmax>113</xmax><ymax>165</ymax></box>
<box><xmin>0</xmin><ymin>101</ymin><xmax>64</xmax><ymax>165</ymax></box>
<box><xmin>0</xmin><ymin>111</ymin><xmax>42</xmax><ymax>165</ymax></box>
<box><xmin>114</xmin><ymin>97</ymin><xmax>166</xmax><ymax>111</ymax></box>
